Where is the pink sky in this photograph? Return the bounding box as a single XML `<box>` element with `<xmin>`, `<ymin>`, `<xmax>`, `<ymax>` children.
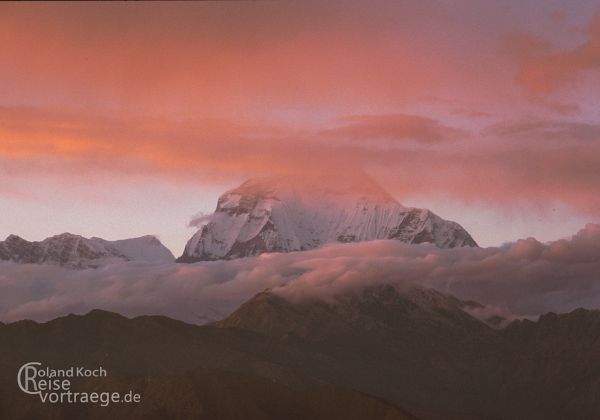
<box><xmin>1</xmin><ymin>1</ymin><xmax>599</xmax><ymax>255</ymax></box>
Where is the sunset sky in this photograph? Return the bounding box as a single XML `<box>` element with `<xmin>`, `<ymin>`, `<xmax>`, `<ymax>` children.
<box><xmin>1</xmin><ymin>1</ymin><xmax>599</xmax><ymax>255</ymax></box>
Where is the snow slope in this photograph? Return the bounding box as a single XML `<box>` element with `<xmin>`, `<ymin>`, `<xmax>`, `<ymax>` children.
<box><xmin>0</xmin><ymin>233</ymin><xmax>174</xmax><ymax>268</ymax></box>
<box><xmin>179</xmin><ymin>175</ymin><xmax>477</xmax><ymax>262</ymax></box>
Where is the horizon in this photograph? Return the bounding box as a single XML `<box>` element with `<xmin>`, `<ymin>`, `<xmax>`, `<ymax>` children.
<box><xmin>0</xmin><ymin>175</ymin><xmax>596</xmax><ymax>257</ymax></box>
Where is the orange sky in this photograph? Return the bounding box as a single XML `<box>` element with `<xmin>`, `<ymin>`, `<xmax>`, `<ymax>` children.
<box><xmin>1</xmin><ymin>1</ymin><xmax>599</xmax><ymax>254</ymax></box>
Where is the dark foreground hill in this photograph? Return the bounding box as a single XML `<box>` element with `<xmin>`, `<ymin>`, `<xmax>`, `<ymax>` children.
<box><xmin>1</xmin><ymin>285</ymin><xmax>599</xmax><ymax>420</ymax></box>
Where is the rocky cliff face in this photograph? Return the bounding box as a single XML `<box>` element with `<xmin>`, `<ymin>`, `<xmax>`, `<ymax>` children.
<box><xmin>179</xmin><ymin>175</ymin><xmax>477</xmax><ymax>262</ymax></box>
<box><xmin>0</xmin><ymin>233</ymin><xmax>174</xmax><ymax>268</ymax></box>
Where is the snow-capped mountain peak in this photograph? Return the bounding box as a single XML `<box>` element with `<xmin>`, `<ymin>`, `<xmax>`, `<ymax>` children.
<box><xmin>178</xmin><ymin>174</ymin><xmax>477</xmax><ymax>262</ymax></box>
<box><xmin>0</xmin><ymin>233</ymin><xmax>174</xmax><ymax>268</ymax></box>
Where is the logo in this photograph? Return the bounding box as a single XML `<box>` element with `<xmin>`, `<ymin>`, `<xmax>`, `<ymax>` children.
<box><xmin>17</xmin><ymin>362</ymin><xmax>141</xmax><ymax>406</ymax></box>
<box><xmin>17</xmin><ymin>361</ymin><xmax>42</xmax><ymax>395</ymax></box>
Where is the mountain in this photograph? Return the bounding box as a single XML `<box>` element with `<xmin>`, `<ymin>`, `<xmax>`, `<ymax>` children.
<box><xmin>0</xmin><ymin>233</ymin><xmax>174</xmax><ymax>268</ymax></box>
<box><xmin>218</xmin><ymin>285</ymin><xmax>500</xmax><ymax>418</ymax></box>
<box><xmin>0</xmin><ymin>308</ymin><xmax>422</xmax><ymax>420</ymax></box>
<box><xmin>219</xmin><ymin>285</ymin><xmax>600</xmax><ymax>420</ymax></box>
<box><xmin>2</xmin><ymin>285</ymin><xmax>600</xmax><ymax>419</ymax></box>
<box><xmin>178</xmin><ymin>175</ymin><xmax>477</xmax><ymax>262</ymax></box>
<box><xmin>218</xmin><ymin>285</ymin><xmax>489</xmax><ymax>341</ymax></box>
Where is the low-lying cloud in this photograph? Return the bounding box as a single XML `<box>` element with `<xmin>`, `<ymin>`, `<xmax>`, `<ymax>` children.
<box><xmin>0</xmin><ymin>224</ymin><xmax>599</xmax><ymax>325</ymax></box>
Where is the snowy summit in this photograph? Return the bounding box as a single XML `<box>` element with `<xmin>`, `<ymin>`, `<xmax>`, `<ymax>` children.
<box><xmin>0</xmin><ymin>233</ymin><xmax>174</xmax><ymax>268</ymax></box>
<box><xmin>178</xmin><ymin>174</ymin><xmax>477</xmax><ymax>262</ymax></box>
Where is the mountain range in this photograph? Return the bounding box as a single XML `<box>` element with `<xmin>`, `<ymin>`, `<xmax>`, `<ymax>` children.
<box><xmin>5</xmin><ymin>176</ymin><xmax>594</xmax><ymax>419</ymax></box>
<box><xmin>0</xmin><ymin>233</ymin><xmax>174</xmax><ymax>268</ymax></box>
<box><xmin>1</xmin><ymin>284</ymin><xmax>598</xmax><ymax>420</ymax></box>
<box><xmin>178</xmin><ymin>175</ymin><xmax>477</xmax><ymax>262</ymax></box>
<box><xmin>1</xmin><ymin>176</ymin><xmax>476</xmax><ymax>267</ymax></box>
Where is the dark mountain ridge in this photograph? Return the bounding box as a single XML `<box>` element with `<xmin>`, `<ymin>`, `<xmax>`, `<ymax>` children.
<box><xmin>1</xmin><ymin>285</ymin><xmax>599</xmax><ymax>419</ymax></box>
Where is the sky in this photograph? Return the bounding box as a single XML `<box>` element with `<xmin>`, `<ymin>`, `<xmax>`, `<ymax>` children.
<box><xmin>1</xmin><ymin>1</ymin><xmax>600</xmax><ymax>255</ymax></box>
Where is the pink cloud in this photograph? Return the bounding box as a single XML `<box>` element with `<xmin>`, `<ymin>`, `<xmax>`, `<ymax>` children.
<box><xmin>322</xmin><ymin>114</ymin><xmax>468</xmax><ymax>144</ymax></box>
<box><xmin>2</xmin><ymin>107</ymin><xmax>600</xmax><ymax>216</ymax></box>
<box><xmin>511</xmin><ymin>13</ymin><xmax>600</xmax><ymax>95</ymax></box>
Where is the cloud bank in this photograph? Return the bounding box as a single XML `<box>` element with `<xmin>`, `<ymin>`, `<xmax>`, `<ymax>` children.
<box><xmin>3</xmin><ymin>106</ymin><xmax>600</xmax><ymax>216</ymax></box>
<box><xmin>1</xmin><ymin>224</ymin><xmax>599</xmax><ymax>325</ymax></box>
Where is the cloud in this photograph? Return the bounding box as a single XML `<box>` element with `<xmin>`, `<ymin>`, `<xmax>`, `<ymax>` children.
<box><xmin>322</xmin><ymin>114</ymin><xmax>468</xmax><ymax>145</ymax></box>
<box><xmin>0</xmin><ymin>2</ymin><xmax>453</xmax><ymax>116</ymax></box>
<box><xmin>484</xmin><ymin>119</ymin><xmax>600</xmax><ymax>142</ymax></box>
<box><xmin>1</xmin><ymin>224</ymin><xmax>599</xmax><ymax>325</ymax></box>
<box><xmin>188</xmin><ymin>212</ymin><xmax>213</xmax><ymax>228</ymax></box>
<box><xmin>451</xmin><ymin>108</ymin><xmax>493</xmax><ymax>118</ymax></box>
<box><xmin>4</xmin><ymin>106</ymin><xmax>600</xmax><ymax>215</ymax></box>
<box><xmin>2</xmin><ymin>1</ymin><xmax>586</xmax><ymax>120</ymax></box>
<box><xmin>510</xmin><ymin>13</ymin><xmax>600</xmax><ymax>95</ymax></box>
<box><xmin>1</xmin><ymin>2</ymin><xmax>599</xmax><ymax>222</ymax></box>
<box><xmin>505</xmin><ymin>32</ymin><xmax>550</xmax><ymax>62</ymax></box>
<box><xmin>0</xmin><ymin>106</ymin><xmax>322</xmax><ymax>180</ymax></box>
